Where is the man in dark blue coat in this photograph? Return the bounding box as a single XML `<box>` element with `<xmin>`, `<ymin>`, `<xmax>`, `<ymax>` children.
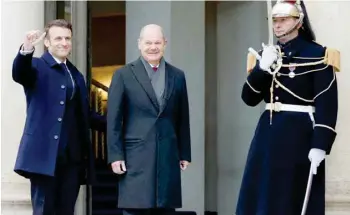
<box><xmin>107</xmin><ymin>24</ymin><xmax>191</xmax><ymax>215</ymax></box>
<box><xmin>236</xmin><ymin>1</ymin><xmax>340</xmax><ymax>215</ymax></box>
<box><xmin>12</xmin><ymin>19</ymin><xmax>105</xmax><ymax>215</ymax></box>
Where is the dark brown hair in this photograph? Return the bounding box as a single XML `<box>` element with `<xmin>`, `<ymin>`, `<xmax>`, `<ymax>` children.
<box><xmin>44</xmin><ymin>19</ymin><xmax>73</xmax><ymax>38</ymax></box>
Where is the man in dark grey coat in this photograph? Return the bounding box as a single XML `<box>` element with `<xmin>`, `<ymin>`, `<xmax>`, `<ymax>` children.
<box><xmin>107</xmin><ymin>24</ymin><xmax>191</xmax><ymax>215</ymax></box>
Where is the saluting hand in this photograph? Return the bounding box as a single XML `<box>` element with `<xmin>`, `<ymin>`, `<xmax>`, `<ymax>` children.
<box><xmin>111</xmin><ymin>160</ymin><xmax>127</xmax><ymax>175</ymax></box>
<box><xmin>23</xmin><ymin>30</ymin><xmax>46</xmax><ymax>51</ymax></box>
<box><xmin>180</xmin><ymin>160</ymin><xmax>190</xmax><ymax>170</ymax></box>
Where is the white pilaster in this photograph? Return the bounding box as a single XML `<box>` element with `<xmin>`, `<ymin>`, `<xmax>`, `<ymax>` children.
<box><xmin>1</xmin><ymin>1</ymin><xmax>44</xmax><ymax>214</ymax></box>
<box><xmin>305</xmin><ymin>1</ymin><xmax>350</xmax><ymax>214</ymax></box>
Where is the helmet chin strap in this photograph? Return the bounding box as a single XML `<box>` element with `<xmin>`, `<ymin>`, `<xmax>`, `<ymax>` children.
<box><xmin>275</xmin><ymin>17</ymin><xmax>303</xmax><ymax>40</ymax></box>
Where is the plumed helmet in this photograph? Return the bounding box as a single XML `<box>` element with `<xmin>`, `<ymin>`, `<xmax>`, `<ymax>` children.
<box><xmin>271</xmin><ymin>0</ymin><xmax>315</xmax><ymax>41</ymax></box>
<box><xmin>272</xmin><ymin>0</ymin><xmax>304</xmax><ymax>19</ymax></box>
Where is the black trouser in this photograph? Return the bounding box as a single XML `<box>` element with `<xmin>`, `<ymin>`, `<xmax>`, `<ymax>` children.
<box><xmin>30</xmin><ymin>161</ymin><xmax>81</xmax><ymax>215</ymax></box>
<box><xmin>123</xmin><ymin>208</ymin><xmax>175</xmax><ymax>215</ymax></box>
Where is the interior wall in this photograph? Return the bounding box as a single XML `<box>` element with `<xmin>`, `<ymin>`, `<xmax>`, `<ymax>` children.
<box><xmin>89</xmin><ymin>1</ymin><xmax>125</xmax><ymax>17</ymax></box>
<box><xmin>91</xmin><ymin>15</ymin><xmax>125</xmax><ymax>67</ymax></box>
<box><xmin>216</xmin><ymin>1</ymin><xmax>268</xmax><ymax>214</ymax></box>
<box><xmin>88</xmin><ymin>1</ymin><xmax>126</xmax><ymax>90</ymax></box>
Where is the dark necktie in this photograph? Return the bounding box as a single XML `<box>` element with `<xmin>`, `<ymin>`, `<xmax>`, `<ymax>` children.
<box><xmin>60</xmin><ymin>63</ymin><xmax>75</xmax><ymax>100</ymax></box>
<box><xmin>152</xmin><ymin>66</ymin><xmax>158</xmax><ymax>72</ymax></box>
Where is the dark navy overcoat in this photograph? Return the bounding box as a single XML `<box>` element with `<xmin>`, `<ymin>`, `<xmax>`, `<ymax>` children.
<box><xmin>12</xmin><ymin>48</ymin><xmax>105</xmax><ymax>184</ymax></box>
<box><xmin>236</xmin><ymin>35</ymin><xmax>339</xmax><ymax>215</ymax></box>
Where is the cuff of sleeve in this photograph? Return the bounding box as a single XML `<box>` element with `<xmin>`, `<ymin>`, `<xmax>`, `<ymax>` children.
<box><xmin>180</xmin><ymin>153</ymin><xmax>191</xmax><ymax>162</ymax></box>
<box><xmin>107</xmin><ymin>153</ymin><xmax>125</xmax><ymax>164</ymax></box>
<box><xmin>19</xmin><ymin>44</ymin><xmax>35</xmax><ymax>55</ymax></box>
<box><xmin>311</xmin><ymin>125</ymin><xmax>337</xmax><ymax>154</ymax></box>
<box><xmin>180</xmin><ymin>157</ymin><xmax>191</xmax><ymax>163</ymax></box>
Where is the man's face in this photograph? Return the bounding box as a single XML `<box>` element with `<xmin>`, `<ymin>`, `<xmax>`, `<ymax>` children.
<box><xmin>44</xmin><ymin>26</ymin><xmax>72</xmax><ymax>60</ymax></box>
<box><xmin>273</xmin><ymin>17</ymin><xmax>299</xmax><ymax>37</ymax></box>
<box><xmin>138</xmin><ymin>28</ymin><xmax>167</xmax><ymax>64</ymax></box>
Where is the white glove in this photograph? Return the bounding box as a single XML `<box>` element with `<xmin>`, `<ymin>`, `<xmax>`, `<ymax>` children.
<box><xmin>259</xmin><ymin>43</ymin><xmax>278</xmax><ymax>72</ymax></box>
<box><xmin>308</xmin><ymin>148</ymin><xmax>326</xmax><ymax>175</ymax></box>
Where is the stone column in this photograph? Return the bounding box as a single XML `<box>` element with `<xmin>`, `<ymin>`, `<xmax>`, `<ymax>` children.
<box><xmin>216</xmin><ymin>2</ymin><xmax>268</xmax><ymax>214</ymax></box>
<box><xmin>126</xmin><ymin>2</ymin><xmax>206</xmax><ymax>214</ymax></box>
<box><xmin>204</xmin><ymin>2</ymin><xmax>218</xmax><ymax>213</ymax></box>
<box><xmin>305</xmin><ymin>1</ymin><xmax>350</xmax><ymax>214</ymax></box>
<box><xmin>1</xmin><ymin>1</ymin><xmax>44</xmax><ymax>214</ymax></box>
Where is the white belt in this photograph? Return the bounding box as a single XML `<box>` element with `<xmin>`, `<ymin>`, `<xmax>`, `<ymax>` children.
<box><xmin>266</xmin><ymin>102</ymin><xmax>315</xmax><ymax>124</ymax></box>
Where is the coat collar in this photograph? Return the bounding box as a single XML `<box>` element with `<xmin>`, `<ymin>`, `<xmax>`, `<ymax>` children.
<box><xmin>42</xmin><ymin>51</ymin><xmax>79</xmax><ymax>76</ymax></box>
<box><xmin>42</xmin><ymin>51</ymin><xmax>72</xmax><ymax>68</ymax></box>
<box><xmin>161</xmin><ymin>61</ymin><xmax>175</xmax><ymax>114</ymax></box>
<box><xmin>277</xmin><ymin>35</ymin><xmax>306</xmax><ymax>59</ymax></box>
<box><xmin>130</xmin><ymin>57</ymin><xmax>175</xmax><ymax>114</ymax></box>
<box><xmin>130</xmin><ymin>58</ymin><xmax>160</xmax><ymax>112</ymax></box>
<box><xmin>42</xmin><ymin>51</ymin><xmax>60</xmax><ymax>67</ymax></box>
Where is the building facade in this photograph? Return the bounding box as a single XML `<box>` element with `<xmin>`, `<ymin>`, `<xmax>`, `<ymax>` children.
<box><xmin>1</xmin><ymin>1</ymin><xmax>350</xmax><ymax>215</ymax></box>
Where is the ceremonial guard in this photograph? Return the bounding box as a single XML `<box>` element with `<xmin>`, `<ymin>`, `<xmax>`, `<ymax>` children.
<box><xmin>236</xmin><ymin>0</ymin><xmax>340</xmax><ymax>215</ymax></box>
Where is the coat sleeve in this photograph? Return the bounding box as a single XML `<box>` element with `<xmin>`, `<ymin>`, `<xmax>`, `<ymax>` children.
<box><xmin>241</xmin><ymin>55</ymin><xmax>272</xmax><ymax>106</ymax></box>
<box><xmin>311</xmin><ymin>62</ymin><xmax>338</xmax><ymax>154</ymax></box>
<box><xmin>89</xmin><ymin>110</ymin><xmax>107</xmax><ymax>132</ymax></box>
<box><xmin>178</xmin><ymin>73</ymin><xmax>191</xmax><ymax>162</ymax></box>
<box><xmin>107</xmin><ymin>69</ymin><xmax>125</xmax><ymax>163</ymax></box>
<box><xmin>12</xmin><ymin>46</ymin><xmax>37</xmax><ymax>88</ymax></box>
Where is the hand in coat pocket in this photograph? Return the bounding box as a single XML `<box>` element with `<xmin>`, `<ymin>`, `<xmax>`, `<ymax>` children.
<box><xmin>111</xmin><ymin>160</ymin><xmax>127</xmax><ymax>174</ymax></box>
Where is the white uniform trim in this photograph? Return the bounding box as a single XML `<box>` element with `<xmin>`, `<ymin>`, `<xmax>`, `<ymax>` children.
<box><xmin>246</xmin><ymin>80</ymin><xmax>261</xmax><ymax>93</ymax></box>
<box><xmin>273</xmin><ymin>66</ymin><xmax>336</xmax><ymax>103</ymax></box>
<box><xmin>277</xmin><ymin>65</ymin><xmax>329</xmax><ymax>77</ymax></box>
<box><xmin>314</xmin><ymin>124</ymin><xmax>336</xmax><ymax>133</ymax></box>
<box><xmin>265</xmin><ymin>102</ymin><xmax>315</xmax><ymax>113</ymax></box>
<box><xmin>265</xmin><ymin>102</ymin><xmax>316</xmax><ymax>125</ymax></box>
<box><xmin>314</xmin><ymin>71</ymin><xmax>336</xmax><ymax>100</ymax></box>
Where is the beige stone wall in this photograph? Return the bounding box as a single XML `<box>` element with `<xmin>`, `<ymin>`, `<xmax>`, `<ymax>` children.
<box><xmin>305</xmin><ymin>1</ymin><xmax>350</xmax><ymax>214</ymax></box>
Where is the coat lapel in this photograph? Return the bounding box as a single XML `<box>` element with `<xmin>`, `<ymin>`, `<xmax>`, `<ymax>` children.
<box><xmin>159</xmin><ymin>63</ymin><xmax>175</xmax><ymax>114</ymax></box>
<box><xmin>131</xmin><ymin>59</ymin><xmax>160</xmax><ymax>112</ymax></box>
<box><xmin>42</xmin><ymin>51</ymin><xmax>59</xmax><ymax>67</ymax></box>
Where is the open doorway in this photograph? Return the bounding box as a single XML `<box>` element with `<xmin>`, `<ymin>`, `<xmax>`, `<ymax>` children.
<box><xmin>87</xmin><ymin>1</ymin><xmax>125</xmax><ymax>214</ymax></box>
<box><xmin>89</xmin><ymin>0</ymin><xmax>125</xmax><ymax>164</ymax></box>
